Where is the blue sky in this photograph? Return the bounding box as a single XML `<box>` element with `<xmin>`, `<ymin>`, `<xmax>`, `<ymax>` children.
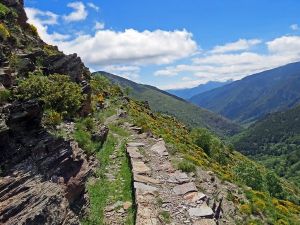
<box><xmin>25</xmin><ymin>0</ymin><xmax>300</xmax><ymax>89</ymax></box>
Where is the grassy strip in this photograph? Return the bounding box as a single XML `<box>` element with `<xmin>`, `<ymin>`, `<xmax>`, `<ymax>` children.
<box><xmin>83</xmin><ymin>134</ymin><xmax>116</xmax><ymax>225</ymax></box>
<box><xmin>83</xmin><ymin>124</ymin><xmax>134</xmax><ymax>225</ymax></box>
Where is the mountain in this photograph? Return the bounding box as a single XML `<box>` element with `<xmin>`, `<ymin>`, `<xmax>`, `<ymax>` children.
<box><xmin>167</xmin><ymin>80</ymin><xmax>232</xmax><ymax>100</ymax></box>
<box><xmin>232</xmin><ymin>104</ymin><xmax>300</xmax><ymax>188</ymax></box>
<box><xmin>97</xmin><ymin>71</ymin><xmax>241</xmax><ymax>137</ymax></box>
<box><xmin>190</xmin><ymin>62</ymin><xmax>300</xmax><ymax>124</ymax></box>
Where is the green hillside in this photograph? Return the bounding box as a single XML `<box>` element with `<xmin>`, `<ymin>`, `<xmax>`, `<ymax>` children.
<box><xmin>190</xmin><ymin>62</ymin><xmax>300</xmax><ymax>124</ymax></box>
<box><xmin>96</xmin><ymin>71</ymin><xmax>242</xmax><ymax>137</ymax></box>
<box><xmin>233</xmin><ymin>105</ymin><xmax>300</xmax><ymax>187</ymax></box>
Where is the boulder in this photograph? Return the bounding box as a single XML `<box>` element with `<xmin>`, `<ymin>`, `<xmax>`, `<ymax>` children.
<box><xmin>91</xmin><ymin>125</ymin><xmax>109</xmax><ymax>145</ymax></box>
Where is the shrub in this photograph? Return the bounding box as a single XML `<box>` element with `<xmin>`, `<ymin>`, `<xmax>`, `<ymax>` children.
<box><xmin>17</xmin><ymin>73</ymin><xmax>85</xmax><ymax>118</ymax></box>
<box><xmin>43</xmin><ymin>110</ymin><xmax>62</xmax><ymax>127</ymax></box>
<box><xmin>28</xmin><ymin>24</ymin><xmax>38</xmax><ymax>36</ymax></box>
<box><xmin>0</xmin><ymin>23</ymin><xmax>10</xmax><ymax>40</ymax></box>
<box><xmin>234</xmin><ymin>162</ymin><xmax>265</xmax><ymax>191</ymax></box>
<box><xmin>177</xmin><ymin>160</ymin><xmax>196</xmax><ymax>172</ymax></box>
<box><xmin>0</xmin><ymin>3</ymin><xmax>10</xmax><ymax>18</ymax></box>
<box><xmin>0</xmin><ymin>88</ymin><xmax>10</xmax><ymax>104</ymax></box>
<box><xmin>190</xmin><ymin>128</ymin><xmax>213</xmax><ymax>155</ymax></box>
<box><xmin>240</xmin><ymin>203</ymin><xmax>252</xmax><ymax>215</ymax></box>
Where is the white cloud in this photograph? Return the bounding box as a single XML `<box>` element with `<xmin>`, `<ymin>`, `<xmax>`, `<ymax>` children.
<box><xmin>156</xmin><ymin>35</ymin><xmax>300</xmax><ymax>89</ymax></box>
<box><xmin>290</xmin><ymin>24</ymin><xmax>299</xmax><ymax>31</ymax></box>
<box><xmin>58</xmin><ymin>29</ymin><xmax>198</xmax><ymax>66</ymax></box>
<box><xmin>210</xmin><ymin>39</ymin><xmax>261</xmax><ymax>54</ymax></box>
<box><xmin>25</xmin><ymin>7</ymin><xmax>70</xmax><ymax>44</ymax></box>
<box><xmin>94</xmin><ymin>21</ymin><xmax>105</xmax><ymax>30</ymax></box>
<box><xmin>25</xmin><ymin>7</ymin><xmax>58</xmax><ymax>25</ymax></box>
<box><xmin>102</xmin><ymin>65</ymin><xmax>141</xmax><ymax>81</ymax></box>
<box><xmin>267</xmin><ymin>35</ymin><xmax>300</xmax><ymax>53</ymax></box>
<box><xmin>63</xmin><ymin>1</ymin><xmax>88</xmax><ymax>22</ymax></box>
<box><xmin>88</xmin><ymin>2</ymin><xmax>100</xmax><ymax>12</ymax></box>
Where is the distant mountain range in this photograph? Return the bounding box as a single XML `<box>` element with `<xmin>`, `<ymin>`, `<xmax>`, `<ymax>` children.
<box><xmin>190</xmin><ymin>62</ymin><xmax>300</xmax><ymax>124</ymax></box>
<box><xmin>232</xmin><ymin>104</ymin><xmax>300</xmax><ymax>187</ymax></box>
<box><xmin>166</xmin><ymin>80</ymin><xmax>232</xmax><ymax>100</ymax></box>
<box><xmin>95</xmin><ymin>72</ymin><xmax>241</xmax><ymax>137</ymax></box>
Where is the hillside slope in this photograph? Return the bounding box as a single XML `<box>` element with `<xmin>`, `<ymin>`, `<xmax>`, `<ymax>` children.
<box><xmin>97</xmin><ymin>71</ymin><xmax>241</xmax><ymax>136</ymax></box>
<box><xmin>167</xmin><ymin>80</ymin><xmax>232</xmax><ymax>100</ymax></box>
<box><xmin>233</xmin><ymin>104</ymin><xmax>300</xmax><ymax>187</ymax></box>
<box><xmin>190</xmin><ymin>62</ymin><xmax>300</xmax><ymax>124</ymax></box>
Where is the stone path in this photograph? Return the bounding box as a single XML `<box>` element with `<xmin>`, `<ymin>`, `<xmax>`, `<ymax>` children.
<box><xmin>125</xmin><ymin>124</ymin><xmax>218</xmax><ymax>225</ymax></box>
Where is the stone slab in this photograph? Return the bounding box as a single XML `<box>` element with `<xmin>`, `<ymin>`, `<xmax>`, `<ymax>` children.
<box><xmin>193</xmin><ymin>219</ymin><xmax>217</xmax><ymax>225</ymax></box>
<box><xmin>188</xmin><ymin>203</ymin><xmax>214</xmax><ymax>218</ymax></box>
<box><xmin>132</xmin><ymin>160</ymin><xmax>151</xmax><ymax>174</ymax></box>
<box><xmin>127</xmin><ymin>146</ymin><xmax>143</xmax><ymax>159</ymax></box>
<box><xmin>173</xmin><ymin>182</ymin><xmax>197</xmax><ymax>196</ymax></box>
<box><xmin>134</xmin><ymin>182</ymin><xmax>158</xmax><ymax>194</ymax></box>
<box><xmin>168</xmin><ymin>171</ymin><xmax>190</xmax><ymax>184</ymax></box>
<box><xmin>150</xmin><ymin>140</ymin><xmax>168</xmax><ymax>156</ymax></box>
<box><xmin>127</xmin><ymin>142</ymin><xmax>145</xmax><ymax>147</ymax></box>
<box><xmin>134</xmin><ymin>174</ymin><xmax>161</xmax><ymax>184</ymax></box>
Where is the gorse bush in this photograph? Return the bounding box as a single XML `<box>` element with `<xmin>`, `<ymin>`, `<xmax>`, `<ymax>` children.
<box><xmin>0</xmin><ymin>23</ymin><xmax>10</xmax><ymax>40</ymax></box>
<box><xmin>42</xmin><ymin>109</ymin><xmax>62</xmax><ymax>127</ymax></box>
<box><xmin>28</xmin><ymin>24</ymin><xmax>38</xmax><ymax>36</ymax></box>
<box><xmin>0</xmin><ymin>88</ymin><xmax>10</xmax><ymax>104</ymax></box>
<box><xmin>0</xmin><ymin>3</ymin><xmax>10</xmax><ymax>18</ymax></box>
<box><xmin>17</xmin><ymin>73</ymin><xmax>85</xmax><ymax>118</ymax></box>
<box><xmin>177</xmin><ymin>160</ymin><xmax>196</xmax><ymax>172</ymax></box>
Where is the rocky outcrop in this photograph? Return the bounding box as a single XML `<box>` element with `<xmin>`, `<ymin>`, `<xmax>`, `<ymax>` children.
<box><xmin>0</xmin><ymin>0</ymin><xmax>92</xmax><ymax>115</ymax></box>
<box><xmin>0</xmin><ymin>101</ymin><xmax>97</xmax><ymax>224</ymax></box>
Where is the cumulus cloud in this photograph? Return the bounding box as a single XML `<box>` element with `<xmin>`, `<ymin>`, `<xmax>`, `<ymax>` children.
<box><xmin>102</xmin><ymin>65</ymin><xmax>141</xmax><ymax>81</ymax></box>
<box><xmin>290</xmin><ymin>24</ymin><xmax>299</xmax><ymax>31</ymax></box>
<box><xmin>87</xmin><ymin>2</ymin><xmax>100</xmax><ymax>12</ymax></box>
<box><xmin>63</xmin><ymin>1</ymin><xmax>88</xmax><ymax>22</ymax></box>
<box><xmin>210</xmin><ymin>39</ymin><xmax>261</xmax><ymax>54</ymax></box>
<box><xmin>94</xmin><ymin>21</ymin><xmax>105</xmax><ymax>30</ymax></box>
<box><xmin>156</xmin><ymin>35</ymin><xmax>300</xmax><ymax>89</ymax></box>
<box><xmin>58</xmin><ymin>29</ymin><xmax>198</xmax><ymax>66</ymax></box>
<box><xmin>25</xmin><ymin>7</ymin><xmax>70</xmax><ymax>44</ymax></box>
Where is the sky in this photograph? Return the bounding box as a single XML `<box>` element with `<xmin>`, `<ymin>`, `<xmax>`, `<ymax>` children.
<box><xmin>24</xmin><ymin>0</ymin><xmax>300</xmax><ymax>89</ymax></box>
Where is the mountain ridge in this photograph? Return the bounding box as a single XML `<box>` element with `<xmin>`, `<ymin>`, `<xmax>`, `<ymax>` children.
<box><xmin>190</xmin><ymin>61</ymin><xmax>300</xmax><ymax>124</ymax></box>
<box><xmin>96</xmin><ymin>71</ymin><xmax>242</xmax><ymax>137</ymax></box>
<box><xmin>167</xmin><ymin>80</ymin><xmax>232</xmax><ymax>100</ymax></box>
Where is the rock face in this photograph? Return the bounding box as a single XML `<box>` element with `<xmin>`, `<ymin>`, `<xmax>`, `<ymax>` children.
<box><xmin>0</xmin><ymin>0</ymin><xmax>92</xmax><ymax>115</ymax></box>
<box><xmin>0</xmin><ymin>101</ymin><xmax>97</xmax><ymax>224</ymax></box>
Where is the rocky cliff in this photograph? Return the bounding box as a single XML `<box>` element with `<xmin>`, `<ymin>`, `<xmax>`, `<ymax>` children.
<box><xmin>0</xmin><ymin>0</ymin><xmax>98</xmax><ymax>224</ymax></box>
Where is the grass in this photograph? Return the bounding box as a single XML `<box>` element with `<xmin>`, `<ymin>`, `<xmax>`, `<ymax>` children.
<box><xmin>108</xmin><ymin>123</ymin><xmax>129</xmax><ymax>137</ymax></box>
<box><xmin>83</xmin><ymin>134</ymin><xmax>116</xmax><ymax>225</ymax></box>
<box><xmin>159</xmin><ymin>211</ymin><xmax>171</xmax><ymax>224</ymax></box>
<box><xmin>83</xmin><ymin>128</ymin><xmax>134</xmax><ymax>224</ymax></box>
<box><xmin>177</xmin><ymin>159</ymin><xmax>196</xmax><ymax>173</ymax></box>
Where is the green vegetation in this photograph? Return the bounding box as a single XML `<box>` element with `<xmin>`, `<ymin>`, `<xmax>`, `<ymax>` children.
<box><xmin>16</xmin><ymin>73</ymin><xmax>85</xmax><ymax>119</ymax></box>
<box><xmin>0</xmin><ymin>23</ymin><xmax>10</xmax><ymax>40</ymax></box>
<box><xmin>177</xmin><ymin>159</ymin><xmax>196</xmax><ymax>172</ymax></box>
<box><xmin>159</xmin><ymin>211</ymin><xmax>171</xmax><ymax>223</ymax></box>
<box><xmin>97</xmin><ymin>71</ymin><xmax>241</xmax><ymax>137</ymax></box>
<box><xmin>127</xmin><ymin>100</ymin><xmax>300</xmax><ymax>224</ymax></box>
<box><xmin>0</xmin><ymin>88</ymin><xmax>11</xmax><ymax>104</ymax></box>
<box><xmin>0</xmin><ymin>3</ymin><xmax>10</xmax><ymax>18</ymax></box>
<box><xmin>189</xmin><ymin>62</ymin><xmax>300</xmax><ymax>124</ymax></box>
<box><xmin>233</xmin><ymin>105</ymin><xmax>300</xmax><ymax>188</ymax></box>
<box><xmin>83</xmin><ymin>130</ymin><xmax>134</xmax><ymax>224</ymax></box>
<box><xmin>28</xmin><ymin>24</ymin><xmax>38</xmax><ymax>36</ymax></box>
